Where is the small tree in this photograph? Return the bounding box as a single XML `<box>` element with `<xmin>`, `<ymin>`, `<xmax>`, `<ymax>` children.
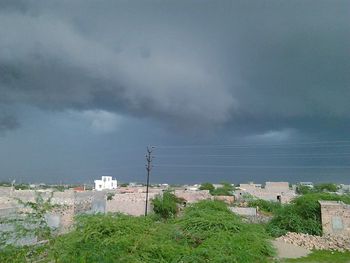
<box><xmin>199</xmin><ymin>183</ymin><xmax>215</xmax><ymax>192</ymax></box>
<box><xmin>211</xmin><ymin>182</ymin><xmax>234</xmax><ymax>196</ymax></box>
<box><xmin>15</xmin><ymin>192</ymin><xmax>58</xmax><ymax>241</ymax></box>
<box><xmin>314</xmin><ymin>183</ymin><xmax>338</xmax><ymax>193</ymax></box>
<box><xmin>152</xmin><ymin>191</ymin><xmax>182</xmax><ymax>220</ymax></box>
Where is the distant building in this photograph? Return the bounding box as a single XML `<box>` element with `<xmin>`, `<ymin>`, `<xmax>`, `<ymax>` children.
<box><xmin>186</xmin><ymin>184</ymin><xmax>200</xmax><ymax>191</ymax></box>
<box><xmin>338</xmin><ymin>184</ymin><xmax>350</xmax><ymax>194</ymax></box>
<box><xmin>94</xmin><ymin>176</ymin><xmax>117</xmax><ymax>191</ymax></box>
<box><xmin>73</xmin><ymin>186</ymin><xmax>85</xmax><ymax>192</ymax></box>
<box><xmin>236</xmin><ymin>181</ymin><xmax>295</xmax><ymax>203</ymax></box>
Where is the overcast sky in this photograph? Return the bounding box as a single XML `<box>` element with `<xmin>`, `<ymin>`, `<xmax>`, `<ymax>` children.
<box><xmin>0</xmin><ymin>0</ymin><xmax>350</xmax><ymax>184</ymax></box>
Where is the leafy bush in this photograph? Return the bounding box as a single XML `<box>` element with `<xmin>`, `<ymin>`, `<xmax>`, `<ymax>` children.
<box><xmin>247</xmin><ymin>199</ymin><xmax>282</xmax><ymax>214</ymax></box>
<box><xmin>152</xmin><ymin>191</ymin><xmax>182</xmax><ymax>220</ymax></box>
<box><xmin>211</xmin><ymin>182</ymin><xmax>235</xmax><ymax>196</ymax></box>
<box><xmin>199</xmin><ymin>182</ymin><xmax>234</xmax><ymax>196</ymax></box>
<box><xmin>296</xmin><ymin>183</ymin><xmax>338</xmax><ymax>195</ymax></box>
<box><xmin>106</xmin><ymin>192</ymin><xmax>115</xmax><ymax>201</ymax></box>
<box><xmin>267</xmin><ymin>193</ymin><xmax>350</xmax><ymax>237</ymax></box>
<box><xmin>199</xmin><ymin>182</ymin><xmax>215</xmax><ymax>192</ymax></box>
<box><xmin>179</xmin><ymin>201</ymin><xmax>275</xmax><ymax>262</ymax></box>
<box><xmin>314</xmin><ymin>183</ymin><xmax>338</xmax><ymax>193</ymax></box>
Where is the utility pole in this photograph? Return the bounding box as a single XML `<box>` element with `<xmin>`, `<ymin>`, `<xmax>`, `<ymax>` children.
<box><xmin>145</xmin><ymin>146</ymin><xmax>155</xmax><ymax>216</ymax></box>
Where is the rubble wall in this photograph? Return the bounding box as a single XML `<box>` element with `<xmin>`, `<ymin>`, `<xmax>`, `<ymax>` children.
<box><xmin>106</xmin><ymin>193</ymin><xmax>158</xmax><ymax>216</ymax></box>
<box><xmin>320</xmin><ymin>201</ymin><xmax>350</xmax><ymax>236</ymax></box>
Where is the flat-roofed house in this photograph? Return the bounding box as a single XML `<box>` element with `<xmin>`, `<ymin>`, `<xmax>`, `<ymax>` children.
<box><xmin>94</xmin><ymin>176</ymin><xmax>117</xmax><ymax>191</ymax></box>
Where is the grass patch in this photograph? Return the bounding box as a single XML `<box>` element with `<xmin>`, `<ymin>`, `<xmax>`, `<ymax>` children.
<box><xmin>283</xmin><ymin>250</ymin><xmax>350</xmax><ymax>263</ymax></box>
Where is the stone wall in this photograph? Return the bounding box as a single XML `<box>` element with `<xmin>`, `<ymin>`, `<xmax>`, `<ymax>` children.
<box><xmin>174</xmin><ymin>190</ymin><xmax>212</xmax><ymax>204</ymax></box>
<box><xmin>0</xmin><ymin>187</ymin><xmax>12</xmax><ymax>197</ymax></box>
<box><xmin>214</xmin><ymin>195</ymin><xmax>235</xmax><ymax>205</ymax></box>
<box><xmin>1</xmin><ymin>190</ymin><xmax>95</xmax><ymax>234</ymax></box>
<box><xmin>319</xmin><ymin>201</ymin><xmax>350</xmax><ymax>236</ymax></box>
<box><xmin>106</xmin><ymin>192</ymin><xmax>158</xmax><ymax>216</ymax></box>
<box><xmin>265</xmin><ymin>182</ymin><xmax>290</xmax><ymax>192</ymax></box>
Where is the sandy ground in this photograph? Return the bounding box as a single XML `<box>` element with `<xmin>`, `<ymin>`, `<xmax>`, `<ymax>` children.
<box><xmin>272</xmin><ymin>240</ymin><xmax>311</xmax><ymax>259</ymax></box>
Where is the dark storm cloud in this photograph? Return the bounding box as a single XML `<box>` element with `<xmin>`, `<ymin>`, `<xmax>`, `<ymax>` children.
<box><xmin>0</xmin><ymin>112</ymin><xmax>18</xmax><ymax>132</ymax></box>
<box><xmin>0</xmin><ymin>0</ymin><xmax>349</xmax><ymax>133</ymax></box>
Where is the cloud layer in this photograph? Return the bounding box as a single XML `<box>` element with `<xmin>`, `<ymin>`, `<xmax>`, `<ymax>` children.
<box><xmin>0</xmin><ymin>0</ymin><xmax>349</xmax><ymax>134</ymax></box>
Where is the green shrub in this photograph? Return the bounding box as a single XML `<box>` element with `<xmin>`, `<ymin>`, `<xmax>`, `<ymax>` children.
<box><xmin>199</xmin><ymin>182</ymin><xmax>234</xmax><ymax>196</ymax></box>
<box><xmin>199</xmin><ymin>182</ymin><xmax>215</xmax><ymax>192</ymax></box>
<box><xmin>179</xmin><ymin>201</ymin><xmax>274</xmax><ymax>262</ymax></box>
<box><xmin>1</xmin><ymin>200</ymin><xmax>275</xmax><ymax>262</ymax></box>
<box><xmin>297</xmin><ymin>183</ymin><xmax>339</xmax><ymax>195</ymax></box>
<box><xmin>152</xmin><ymin>191</ymin><xmax>182</xmax><ymax>220</ymax></box>
<box><xmin>247</xmin><ymin>199</ymin><xmax>282</xmax><ymax>214</ymax></box>
<box><xmin>267</xmin><ymin>193</ymin><xmax>350</xmax><ymax>237</ymax></box>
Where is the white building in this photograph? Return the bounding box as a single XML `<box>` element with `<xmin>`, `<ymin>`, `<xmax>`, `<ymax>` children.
<box><xmin>94</xmin><ymin>176</ymin><xmax>117</xmax><ymax>191</ymax></box>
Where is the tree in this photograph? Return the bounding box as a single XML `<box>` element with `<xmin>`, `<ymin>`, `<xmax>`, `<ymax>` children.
<box><xmin>314</xmin><ymin>183</ymin><xmax>338</xmax><ymax>193</ymax></box>
<box><xmin>296</xmin><ymin>185</ymin><xmax>313</xmax><ymax>195</ymax></box>
<box><xmin>211</xmin><ymin>182</ymin><xmax>234</xmax><ymax>196</ymax></box>
<box><xmin>199</xmin><ymin>183</ymin><xmax>215</xmax><ymax>192</ymax></box>
<box><xmin>152</xmin><ymin>191</ymin><xmax>182</xmax><ymax>219</ymax></box>
<box><xmin>297</xmin><ymin>183</ymin><xmax>338</xmax><ymax>195</ymax></box>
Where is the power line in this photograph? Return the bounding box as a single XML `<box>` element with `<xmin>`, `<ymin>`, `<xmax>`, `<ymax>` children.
<box><xmin>155</xmin><ymin>164</ymin><xmax>350</xmax><ymax>169</ymax></box>
<box><xmin>155</xmin><ymin>140</ymin><xmax>350</xmax><ymax>149</ymax></box>
<box><xmin>154</xmin><ymin>153</ymin><xmax>350</xmax><ymax>159</ymax></box>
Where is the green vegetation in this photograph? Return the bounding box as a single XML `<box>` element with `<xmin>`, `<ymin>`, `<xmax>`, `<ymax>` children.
<box><xmin>248</xmin><ymin>199</ymin><xmax>282</xmax><ymax>214</ymax></box>
<box><xmin>152</xmin><ymin>191</ymin><xmax>182</xmax><ymax>220</ymax></box>
<box><xmin>283</xmin><ymin>250</ymin><xmax>350</xmax><ymax>263</ymax></box>
<box><xmin>198</xmin><ymin>182</ymin><xmax>215</xmax><ymax>192</ymax></box>
<box><xmin>14</xmin><ymin>183</ymin><xmax>30</xmax><ymax>190</ymax></box>
<box><xmin>296</xmin><ymin>183</ymin><xmax>338</xmax><ymax>195</ymax></box>
<box><xmin>211</xmin><ymin>182</ymin><xmax>235</xmax><ymax>196</ymax></box>
<box><xmin>199</xmin><ymin>182</ymin><xmax>234</xmax><ymax>196</ymax></box>
<box><xmin>0</xmin><ymin>192</ymin><xmax>58</xmax><ymax>245</ymax></box>
<box><xmin>0</xmin><ymin>181</ymin><xmax>11</xmax><ymax>187</ymax></box>
<box><xmin>266</xmin><ymin>193</ymin><xmax>350</xmax><ymax>237</ymax></box>
<box><xmin>106</xmin><ymin>192</ymin><xmax>115</xmax><ymax>200</ymax></box>
<box><xmin>0</xmin><ymin>200</ymin><xmax>275</xmax><ymax>262</ymax></box>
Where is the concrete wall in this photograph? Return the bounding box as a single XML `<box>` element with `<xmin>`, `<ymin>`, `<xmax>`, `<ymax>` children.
<box><xmin>230</xmin><ymin>207</ymin><xmax>257</xmax><ymax>216</ymax></box>
<box><xmin>320</xmin><ymin>201</ymin><xmax>350</xmax><ymax>236</ymax></box>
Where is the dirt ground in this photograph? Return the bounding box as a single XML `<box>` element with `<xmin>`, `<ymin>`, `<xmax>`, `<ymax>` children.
<box><xmin>272</xmin><ymin>240</ymin><xmax>311</xmax><ymax>259</ymax></box>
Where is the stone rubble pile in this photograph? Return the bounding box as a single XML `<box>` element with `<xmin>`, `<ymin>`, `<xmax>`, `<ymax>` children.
<box><xmin>276</xmin><ymin>232</ymin><xmax>350</xmax><ymax>252</ymax></box>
